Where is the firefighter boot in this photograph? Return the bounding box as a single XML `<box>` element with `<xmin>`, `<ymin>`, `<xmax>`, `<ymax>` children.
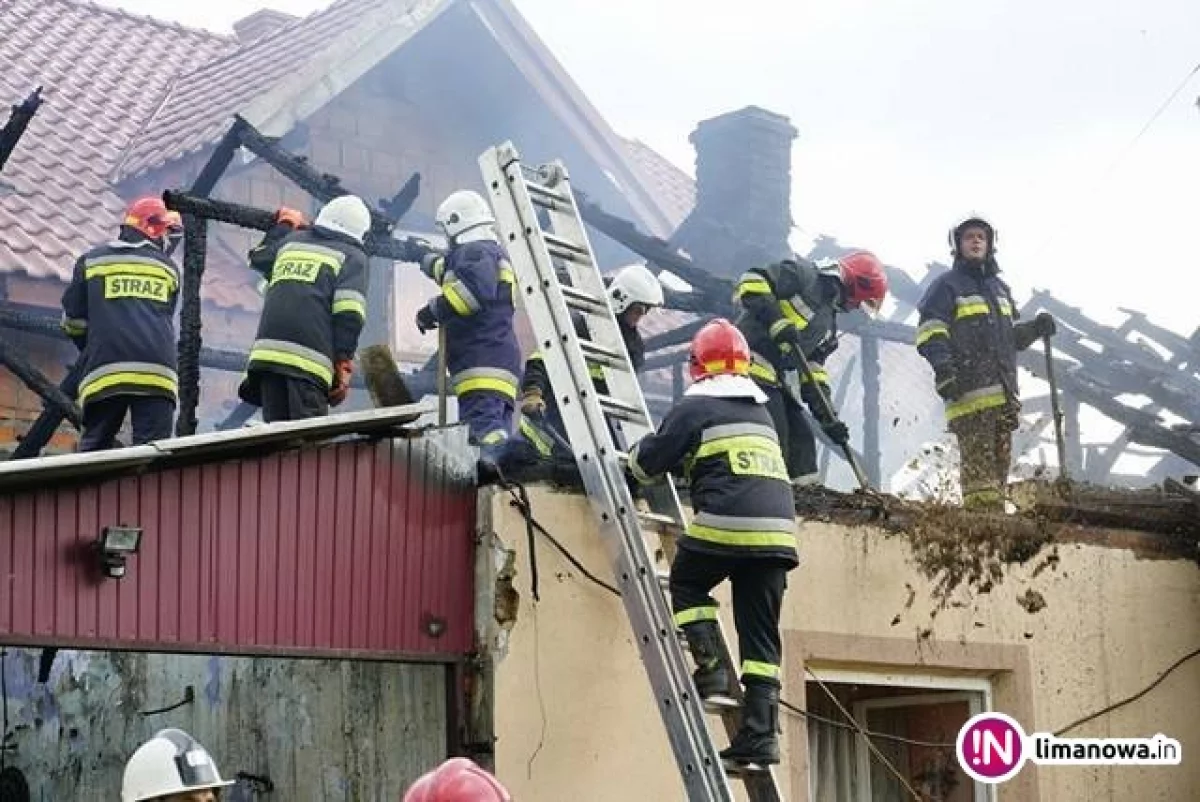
<box><xmin>720</xmin><ymin>683</ymin><xmax>780</xmax><ymax>770</ymax></box>
<box><xmin>681</xmin><ymin>621</ymin><xmax>737</xmax><ymax>711</ymax></box>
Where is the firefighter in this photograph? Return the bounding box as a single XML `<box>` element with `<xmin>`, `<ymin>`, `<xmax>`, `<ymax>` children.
<box><xmin>627</xmin><ymin>318</ymin><xmax>798</xmax><ymax>771</ymax></box>
<box><xmin>506</xmin><ymin>263</ymin><xmax>664</xmax><ymax>471</ymax></box>
<box><xmin>733</xmin><ymin>251</ymin><xmax>889</xmax><ymax>487</ymax></box>
<box><xmin>916</xmin><ymin>215</ymin><xmax>1055</xmax><ymax>511</ymax></box>
<box><xmin>403</xmin><ymin>758</ymin><xmax>512</xmax><ymax>802</ymax></box>
<box><xmin>60</xmin><ymin>197</ymin><xmax>181</xmax><ymax>451</ymax></box>
<box><xmin>121</xmin><ymin>728</ymin><xmax>234</xmax><ymax>801</ymax></box>
<box><xmin>238</xmin><ymin>195</ymin><xmax>371</xmax><ymax>422</ymax></box>
<box><xmin>415</xmin><ymin>190</ymin><xmax>521</xmax><ymax>462</ymax></box>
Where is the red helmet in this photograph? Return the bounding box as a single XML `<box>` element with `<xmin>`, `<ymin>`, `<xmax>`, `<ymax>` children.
<box><xmin>837</xmin><ymin>251</ymin><xmax>888</xmax><ymax>314</ymax></box>
<box><xmin>403</xmin><ymin>759</ymin><xmax>511</xmax><ymax>802</ymax></box>
<box><xmin>688</xmin><ymin>318</ymin><xmax>751</xmax><ymax>382</ymax></box>
<box><xmin>123</xmin><ymin>197</ymin><xmax>172</xmax><ymax>241</ymax></box>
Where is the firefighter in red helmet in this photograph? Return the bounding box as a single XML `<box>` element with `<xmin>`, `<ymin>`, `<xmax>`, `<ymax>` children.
<box><xmin>403</xmin><ymin>758</ymin><xmax>511</xmax><ymax>802</ymax></box>
<box><xmin>733</xmin><ymin>250</ymin><xmax>888</xmax><ymax>489</ymax></box>
<box><xmin>61</xmin><ymin>196</ymin><xmax>181</xmax><ymax>451</ymax></box>
<box><xmin>627</xmin><ymin>318</ymin><xmax>799</xmax><ymax>772</ymax></box>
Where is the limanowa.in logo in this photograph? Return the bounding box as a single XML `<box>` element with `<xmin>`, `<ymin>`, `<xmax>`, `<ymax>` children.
<box><xmin>956</xmin><ymin>712</ymin><xmax>1182</xmax><ymax>784</ymax></box>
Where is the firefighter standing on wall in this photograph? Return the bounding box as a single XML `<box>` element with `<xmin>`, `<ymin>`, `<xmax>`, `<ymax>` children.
<box><xmin>121</xmin><ymin>728</ymin><xmax>234</xmax><ymax>801</ymax></box>
<box><xmin>733</xmin><ymin>251</ymin><xmax>889</xmax><ymax>487</ymax></box>
<box><xmin>238</xmin><ymin>195</ymin><xmax>371</xmax><ymax>422</ymax></box>
<box><xmin>415</xmin><ymin>190</ymin><xmax>521</xmax><ymax>464</ymax></box>
<box><xmin>60</xmin><ymin>197</ymin><xmax>181</xmax><ymax>451</ymax></box>
<box><xmin>627</xmin><ymin>318</ymin><xmax>798</xmax><ymax>771</ymax></box>
<box><xmin>404</xmin><ymin>758</ymin><xmax>512</xmax><ymax>802</ymax></box>
<box><xmin>915</xmin><ymin>215</ymin><xmax>1056</xmax><ymax>511</ymax></box>
<box><xmin>504</xmin><ymin>263</ymin><xmax>664</xmax><ymax>472</ymax></box>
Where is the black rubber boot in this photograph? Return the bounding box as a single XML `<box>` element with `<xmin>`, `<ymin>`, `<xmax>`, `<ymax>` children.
<box><xmin>681</xmin><ymin>621</ymin><xmax>736</xmax><ymax>709</ymax></box>
<box><xmin>720</xmin><ymin>683</ymin><xmax>780</xmax><ymax>769</ymax></box>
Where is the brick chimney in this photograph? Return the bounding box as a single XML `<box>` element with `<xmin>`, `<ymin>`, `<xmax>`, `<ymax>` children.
<box><xmin>669</xmin><ymin>106</ymin><xmax>799</xmax><ymax>279</ymax></box>
<box><xmin>232</xmin><ymin>8</ymin><xmax>299</xmax><ymax>43</ymax></box>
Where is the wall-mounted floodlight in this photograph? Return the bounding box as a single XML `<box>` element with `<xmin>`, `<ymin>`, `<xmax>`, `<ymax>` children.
<box><xmin>95</xmin><ymin>526</ymin><xmax>142</xmax><ymax>579</ymax></box>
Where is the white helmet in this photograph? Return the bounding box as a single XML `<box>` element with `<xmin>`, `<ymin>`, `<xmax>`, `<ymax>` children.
<box><xmin>121</xmin><ymin>729</ymin><xmax>235</xmax><ymax>802</ymax></box>
<box><xmin>315</xmin><ymin>195</ymin><xmax>371</xmax><ymax>244</ymax></box>
<box><xmin>607</xmin><ymin>263</ymin><xmax>664</xmax><ymax>314</ymax></box>
<box><xmin>436</xmin><ymin>190</ymin><xmax>496</xmax><ymax>244</ymax></box>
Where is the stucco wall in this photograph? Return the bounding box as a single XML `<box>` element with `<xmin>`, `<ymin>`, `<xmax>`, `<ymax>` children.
<box><xmin>490</xmin><ymin>488</ymin><xmax>1200</xmax><ymax>802</ymax></box>
<box><xmin>0</xmin><ymin>648</ymin><xmax>448</xmax><ymax>801</ymax></box>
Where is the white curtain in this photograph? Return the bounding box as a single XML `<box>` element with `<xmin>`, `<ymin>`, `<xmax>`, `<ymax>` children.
<box><xmin>807</xmin><ymin>717</ymin><xmax>857</xmax><ymax>802</ymax></box>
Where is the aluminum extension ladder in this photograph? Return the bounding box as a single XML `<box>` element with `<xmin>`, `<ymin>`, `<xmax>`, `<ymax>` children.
<box><xmin>479</xmin><ymin>141</ymin><xmax>786</xmax><ymax>802</ymax></box>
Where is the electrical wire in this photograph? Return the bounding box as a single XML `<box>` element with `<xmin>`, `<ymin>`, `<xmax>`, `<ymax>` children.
<box><xmin>512</xmin><ymin>498</ymin><xmax>1200</xmax><ymax>787</ymax></box>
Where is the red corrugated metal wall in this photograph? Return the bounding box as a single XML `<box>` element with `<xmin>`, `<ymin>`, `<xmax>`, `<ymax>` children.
<box><xmin>0</xmin><ymin>437</ymin><xmax>477</xmax><ymax>658</ymax></box>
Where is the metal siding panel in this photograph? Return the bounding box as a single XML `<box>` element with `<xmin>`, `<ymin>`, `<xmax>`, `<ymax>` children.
<box><xmin>256</xmin><ymin>453</ymin><xmax>281</xmax><ymax>646</ymax></box>
<box><xmin>0</xmin><ymin>433</ymin><xmax>476</xmax><ymax>658</ymax></box>
<box><xmin>312</xmin><ymin>448</ymin><xmax>338</xmax><ymax>649</ymax></box>
<box><xmin>155</xmin><ymin>470</ymin><xmax>181</xmax><ymax>643</ymax></box>
<box><xmin>275</xmin><ymin>451</ymin><xmax>301</xmax><ymax>646</ymax></box>
<box><xmin>237</xmin><ymin>459</ymin><xmax>259</xmax><ymax>644</ymax></box>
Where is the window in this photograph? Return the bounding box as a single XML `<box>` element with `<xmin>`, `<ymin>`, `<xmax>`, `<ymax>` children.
<box><xmin>805</xmin><ymin>669</ymin><xmax>996</xmax><ymax>802</ymax></box>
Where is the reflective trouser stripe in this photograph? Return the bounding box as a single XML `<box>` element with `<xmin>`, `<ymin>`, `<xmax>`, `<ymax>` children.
<box><xmin>673</xmin><ymin>606</ymin><xmax>719</xmax><ymax>627</ymax></box>
<box><xmin>742</xmin><ymin>660</ymin><xmax>781</xmax><ymax>681</ymax></box>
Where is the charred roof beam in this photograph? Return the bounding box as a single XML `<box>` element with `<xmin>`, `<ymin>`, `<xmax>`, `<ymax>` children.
<box><xmin>0</xmin><ymin>87</ymin><xmax>43</xmax><ymax>175</ymax></box>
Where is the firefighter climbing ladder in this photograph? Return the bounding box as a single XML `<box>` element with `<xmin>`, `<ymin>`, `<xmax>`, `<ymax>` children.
<box><xmin>480</xmin><ymin>141</ymin><xmax>786</xmax><ymax>802</ymax></box>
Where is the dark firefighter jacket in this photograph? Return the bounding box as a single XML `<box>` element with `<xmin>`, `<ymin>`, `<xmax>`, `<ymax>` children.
<box><xmin>60</xmin><ymin>231</ymin><xmax>180</xmax><ymax>408</ymax></box>
<box><xmin>733</xmin><ymin>257</ymin><xmax>839</xmax><ymax>408</ymax></box>
<box><xmin>421</xmin><ymin>241</ymin><xmax>522</xmax><ymax>400</ymax></box>
<box><xmin>629</xmin><ymin>381</ymin><xmax>799</xmax><ymax>564</ymax></box>
<box><xmin>240</xmin><ymin>226</ymin><xmax>369</xmax><ymax>400</ymax></box>
<box><xmin>517</xmin><ymin>312</ymin><xmax>645</xmax><ymax>456</ymax></box>
<box><xmin>915</xmin><ymin>258</ymin><xmax>1039</xmax><ymax>422</ymax></box>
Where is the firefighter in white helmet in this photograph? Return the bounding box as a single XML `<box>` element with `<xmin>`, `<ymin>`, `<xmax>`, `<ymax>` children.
<box><xmin>494</xmin><ymin>263</ymin><xmax>664</xmax><ymax>480</ymax></box>
<box><xmin>121</xmin><ymin>728</ymin><xmax>234</xmax><ymax>802</ymax></box>
<box><xmin>416</xmin><ymin>190</ymin><xmax>522</xmax><ymax>466</ymax></box>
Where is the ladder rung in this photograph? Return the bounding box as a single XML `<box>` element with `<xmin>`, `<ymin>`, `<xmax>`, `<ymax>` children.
<box><xmin>641</xmin><ymin>511</ymin><xmax>679</xmax><ymax>528</ymax></box>
<box><xmin>561</xmin><ymin>285</ymin><xmax>608</xmax><ymax>315</ymax></box>
<box><xmin>544</xmin><ymin>233</ymin><xmax>592</xmax><ymax>265</ymax></box>
<box><xmin>526</xmin><ymin>180</ymin><xmax>574</xmax><ymax>210</ymax></box>
<box><xmin>579</xmin><ymin>339</ymin><xmax>629</xmax><ymax>371</ymax></box>
<box><xmin>597</xmin><ymin>394</ymin><xmax>649</xmax><ymax>425</ymax></box>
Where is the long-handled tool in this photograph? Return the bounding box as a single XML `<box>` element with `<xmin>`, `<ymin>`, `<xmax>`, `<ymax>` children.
<box><xmin>783</xmin><ymin>349</ymin><xmax>874</xmax><ymax>493</ymax></box>
<box><xmin>437</xmin><ymin>328</ymin><xmax>448</xmax><ymax>426</ymax></box>
<box><xmin>1043</xmin><ymin>333</ymin><xmax>1069</xmax><ymax>483</ymax></box>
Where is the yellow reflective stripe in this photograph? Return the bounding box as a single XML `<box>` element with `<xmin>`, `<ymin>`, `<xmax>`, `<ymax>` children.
<box><xmin>588</xmin><ymin>363</ymin><xmax>606</xmax><ymax>380</ymax></box>
<box><xmin>498</xmin><ymin>266</ymin><xmax>516</xmax><ymax>284</ymax></box>
<box><xmin>801</xmin><ymin>368</ymin><xmax>829</xmax><ymax>385</ymax></box>
<box><xmin>946</xmin><ymin>390</ymin><xmax>1007</xmax><ymax>421</ymax></box>
<box><xmin>673</xmin><ymin>606</ymin><xmax>719</xmax><ymax>627</ymax></box>
<box><xmin>480</xmin><ymin>430</ymin><xmax>508</xmax><ymax>445</ymax></box>
<box><xmin>61</xmin><ymin>316</ymin><xmax>88</xmax><ymax>335</ymax></box>
<box><xmin>84</xmin><ymin>262</ymin><xmax>178</xmax><ymax>290</ymax></box>
<box><xmin>519</xmin><ymin>418</ymin><xmax>554</xmax><ymax>457</ymax></box>
<box><xmin>916</xmin><ymin>320</ymin><xmax>950</xmax><ymax>346</ymax></box>
<box><xmin>250</xmin><ymin>348</ymin><xmax>333</xmax><ymax>385</ymax></box>
<box><xmin>742</xmin><ymin>660</ymin><xmax>781</xmax><ymax>680</ymax></box>
<box><xmin>779</xmin><ymin>299</ymin><xmax>809</xmax><ymax>329</ymax></box>
<box><xmin>955</xmin><ymin>304</ymin><xmax>989</xmax><ymax>319</ymax></box>
<box><xmin>455</xmin><ymin>377</ymin><xmax>518</xmax><ymax>399</ymax></box>
<box><xmin>332</xmin><ymin>299</ymin><xmax>367</xmax><ymax>319</ymax></box>
<box><xmin>442</xmin><ymin>283</ymin><xmax>475</xmax><ymax>315</ymax></box>
<box><xmin>628</xmin><ymin>443</ymin><xmax>655</xmax><ymax>483</ymax></box>
<box><xmin>701</xmin><ymin>358</ymin><xmax>749</xmax><ymax>375</ymax></box>
<box><xmin>734</xmin><ymin>277</ymin><xmax>772</xmax><ymax>300</ymax></box>
<box><xmin>768</xmin><ymin>319</ymin><xmax>794</xmax><ymax>341</ymax></box>
<box><xmin>79</xmin><ymin>371</ymin><xmax>177</xmax><ymax>403</ymax></box>
<box><xmin>686</xmin><ymin>523</ymin><xmax>796</xmax><ymax>549</ymax></box>
<box><xmin>693</xmin><ymin>434</ymin><xmax>779</xmax><ymax>462</ymax></box>
<box><xmin>278</xmin><ymin>246</ymin><xmax>344</xmax><ymax>273</ymax></box>
<box><xmin>749</xmin><ymin>361</ymin><xmax>777</xmax><ymax>384</ymax></box>
<box><xmin>998</xmin><ymin>299</ymin><xmax>1013</xmax><ymax>317</ymax></box>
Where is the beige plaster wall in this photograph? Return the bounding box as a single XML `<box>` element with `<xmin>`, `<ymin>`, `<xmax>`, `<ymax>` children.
<box><xmin>490</xmin><ymin>488</ymin><xmax>1200</xmax><ymax>802</ymax></box>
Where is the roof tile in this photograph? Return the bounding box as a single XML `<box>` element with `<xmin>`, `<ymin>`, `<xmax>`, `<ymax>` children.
<box><xmin>0</xmin><ymin>0</ymin><xmax>233</xmax><ymax>286</ymax></box>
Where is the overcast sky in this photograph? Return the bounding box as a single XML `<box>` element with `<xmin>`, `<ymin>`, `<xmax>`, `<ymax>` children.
<box><xmin>98</xmin><ymin>0</ymin><xmax>1200</xmax><ymax>336</ymax></box>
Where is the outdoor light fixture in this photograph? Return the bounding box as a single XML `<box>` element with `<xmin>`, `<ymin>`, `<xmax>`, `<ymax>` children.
<box><xmin>95</xmin><ymin>525</ymin><xmax>143</xmax><ymax>579</ymax></box>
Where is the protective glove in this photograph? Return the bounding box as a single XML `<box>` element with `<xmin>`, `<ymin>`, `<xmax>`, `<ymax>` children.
<box><xmin>821</xmin><ymin>418</ymin><xmax>850</xmax><ymax>446</ymax></box>
<box><xmin>399</xmin><ymin>237</ymin><xmax>439</xmax><ymax>265</ymax></box>
<box><xmin>809</xmin><ymin>334</ymin><xmax>839</xmax><ymax>364</ymax></box>
<box><xmin>415</xmin><ymin>305</ymin><xmax>439</xmax><ymax>334</ymax></box>
<box><xmin>1035</xmin><ymin>311</ymin><xmax>1056</xmax><ymax>337</ymax></box>
<box><xmin>520</xmin><ymin>389</ymin><xmax>546</xmax><ymax>417</ymax></box>
<box><xmin>933</xmin><ymin>364</ymin><xmax>958</xmax><ymax>401</ymax></box>
<box><xmin>328</xmin><ymin>359</ymin><xmax>353</xmax><ymax>406</ymax></box>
